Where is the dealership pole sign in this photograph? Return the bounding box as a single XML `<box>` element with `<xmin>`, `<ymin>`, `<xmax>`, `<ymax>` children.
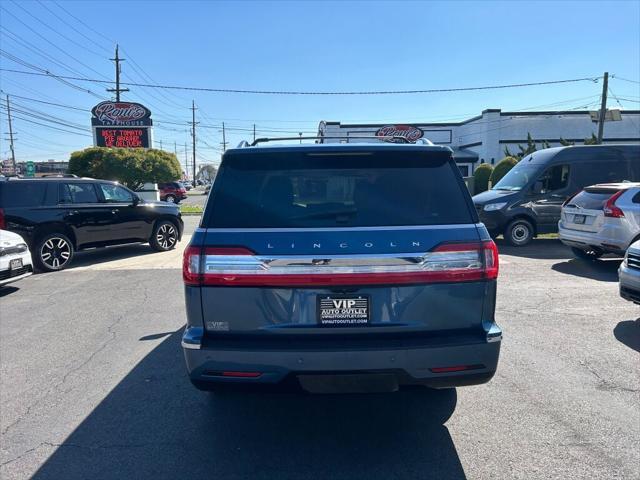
<box><xmin>375</xmin><ymin>125</ymin><xmax>424</xmax><ymax>143</ymax></box>
<box><xmin>91</xmin><ymin>101</ymin><xmax>153</xmax><ymax>148</ymax></box>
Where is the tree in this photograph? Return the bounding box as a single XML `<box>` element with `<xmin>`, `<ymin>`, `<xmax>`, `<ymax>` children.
<box><xmin>505</xmin><ymin>133</ymin><xmax>551</xmax><ymax>160</ymax></box>
<box><xmin>559</xmin><ymin>133</ymin><xmax>598</xmax><ymax>146</ymax></box>
<box><xmin>196</xmin><ymin>164</ymin><xmax>217</xmax><ymax>183</ymax></box>
<box><xmin>473</xmin><ymin>163</ymin><xmax>493</xmax><ymax>193</ymax></box>
<box><xmin>489</xmin><ymin>156</ymin><xmax>518</xmax><ymax>186</ymax></box>
<box><xmin>68</xmin><ymin>147</ymin><xmax>181</xmax><ymax>190</ymax></box>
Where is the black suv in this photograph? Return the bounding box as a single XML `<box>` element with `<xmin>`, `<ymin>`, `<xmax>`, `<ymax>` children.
<box><xmin>0</xmin><ymin>177</ymin><xmax>183</xmax><ymax>272</ymax></box>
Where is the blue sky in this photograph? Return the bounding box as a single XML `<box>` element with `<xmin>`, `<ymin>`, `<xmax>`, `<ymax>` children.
<box><xmin>1</xmin><ymin>0</ymin><xmax>639</xmax><ymax>166</ymax></box>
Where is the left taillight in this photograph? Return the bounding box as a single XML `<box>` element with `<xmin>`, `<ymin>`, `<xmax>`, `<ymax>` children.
<box><xmin>0</xmin><ymin>208</ymin><xmax>5</xmax><ymax>230</ymax></box>
<box><xmin>183</xmin><ymin>245</ymin><xmax>202</xmax><ymax>285</ymax></box>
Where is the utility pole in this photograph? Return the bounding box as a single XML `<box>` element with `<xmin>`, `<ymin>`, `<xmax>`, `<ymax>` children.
<box><xmin>107</xmin><ymin>44</ymin><xmax>129</xmax><ymax>101</ymax></box>
<box><xmin>191</xmin><ymin>101</ymin><xmax>198</xmax><ymax>186</ymax></box>
<box><xmin>159</xmin><ymin>139</ymin><xmax>163</xmax><ymax>150</ymax></box>
<box><xmin>221</xmin><ymin>122</ymin><xmax>227</xmax><ymax>152</ymax></box>
<box><xmin>596</xmin><ymin>72</ymin><xmax>609</xmax><ymax>144</ymax></box>
<box><xmin>184</xmin><ymin>141</ymin><xmax>188</xmax><ymax>179</ymax></box>
<box><xmin>253</xmin><ymin>124</ymin><xmax>256</xmax><ymax>143</ymax></box>
<box><xmin>5</xmin><ymin>95</ymin><xmax>16</xmax><ymax>173</ymax></box>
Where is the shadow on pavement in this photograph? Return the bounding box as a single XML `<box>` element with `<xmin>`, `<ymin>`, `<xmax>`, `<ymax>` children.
<box><xmin>614</xmin><ymin>319</ymin><xmax>640</xmax><ymax>353</ymax></box>
<box><xmin>0</xmin><ymin>285</ymin><xmax>20</xmax><ymax>297</ymax></box>
<box><xmin>66</xmin><ymin>243</ymin><xmax>157</xmax><ymax>269</ymax></box>
<box><xmin>551</xmin><ymin>258</ymin><xmax>621</xmax><ymax>282</ymax></box>
<box><xmin>496</xmin><ymin>238</ymin><xmax>572</xmax><ymax>260</ymax></box>
<box><xmin>32</xmin><ymin>331</ymin><xmax>465</xmax><ymax>480</ymax></box>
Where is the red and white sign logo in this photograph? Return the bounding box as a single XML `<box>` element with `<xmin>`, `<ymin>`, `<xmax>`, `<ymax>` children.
<box><xmin>91</xmin><ymin>101</ymin><xmax>151</xmax><ymax>124</ymax></box>
<box><xmin>375</xmin><ymin>125</ymin><xmax>424</xmax><ymax>143</ymax></box>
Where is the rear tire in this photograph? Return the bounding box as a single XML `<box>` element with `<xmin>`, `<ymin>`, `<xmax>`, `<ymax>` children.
<box><xmin>571</xmin><ymin>246</ymin><xmax>603</xmax><ymax>261</ymax></box>
<box><xmin>150</xmin><ymin>220</ymin><xmax>179</xmax><ymax>251</ymax></box>
<box><xmin>164</xmin><ymin>194</ymin><xmax>176</xmax><ymax>203</ymax></box>
<box><xmin>504</xmin><ymin>219</ymin><xmax>534</xmax><ymax>246</ymax></box>
<box><xmin>34</xmin><ymin>233</ymin><xmax>74</xmax><ymax>272</ymax></box>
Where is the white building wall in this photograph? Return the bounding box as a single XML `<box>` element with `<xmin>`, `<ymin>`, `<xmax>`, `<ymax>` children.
<box><xmin>319</xmin><ymin>109</ymin><xmax>640</xmax><ymax>172</ymax></box>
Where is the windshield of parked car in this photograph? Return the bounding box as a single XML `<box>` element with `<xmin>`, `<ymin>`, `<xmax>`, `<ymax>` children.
<box><xmin>492</xmin><ymin>164</ymin><xmax>542</xmax><ymax>191</ymax></box>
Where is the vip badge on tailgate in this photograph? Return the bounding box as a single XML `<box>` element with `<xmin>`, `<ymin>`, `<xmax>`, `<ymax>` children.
<box><xmin>318</xmin><ymin>295</ymin><xmax>370</xmax><ymax>326</ymax></box>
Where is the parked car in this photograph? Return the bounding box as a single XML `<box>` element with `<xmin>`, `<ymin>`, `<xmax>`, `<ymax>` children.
<box><xmin>619</xmin><ymin>240</ymin><xmax>640</xmax><ymax>304</ymax></box>
<box><xmin>182</xmin><ymin>141</ymin><xmax>502</xmax><ymax>394</ymax></box>
<box><xmin>559</xmin><ymin>183</ymin><xmax>640</xmax><ymax>260</ymax></box>
<box><xmin>0</xmin><ymin>229</ymin><xmax>33</xmax><ymax>286</ymax></box>
<box><xmin>473</xmin><ymin>145</ymin><xmax>640</xmax><ymax>246</ymax></box>
<box><xmin>0</xmin><ymin>177</ymin><xmax>184</xmax><ymax>272</ymax></box>
<box><xmin>158</xmin><ymin>182</ymin><xmax>187</xmax><ymax>203</ymax></box>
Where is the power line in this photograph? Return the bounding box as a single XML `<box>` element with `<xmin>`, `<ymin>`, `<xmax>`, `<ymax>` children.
<box><xmin>0</xmin><ymin>6</ymin><xmax>110</xmax><ymax>81</ymax></box>
<box><xmin>36</xmin><ymin>0</ymin><xmax>111</xmax><ymax>55</ymax></box>
<box><xmin>0</xmin><ymin>68</ymin><xmax>601</xmax><ymax>95</ymax></box>
<box><xmin>0</xmin><ymin>50</ymin><xmax>105</xmax><ymax>99</ymax></box>
<box><xmin>611</xmin><ymin>75</ymin><xmax>640</xmax><ymax>85</ymax></box>
<box><xmin>9</xmin><ymin>0</ymin><xmax>106</xmax><ymax>57</ymax></box>
<box><xmin>0</xmin><ymin>91</ymin><xmax>87</xmax><ymax>111</ymax></box>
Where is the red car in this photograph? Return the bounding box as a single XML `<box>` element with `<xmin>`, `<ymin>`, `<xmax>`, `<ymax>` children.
<box><xmin>158</xmin><ymin>182</ymin><xmax>187</xmax><ymax>203</ymax></box>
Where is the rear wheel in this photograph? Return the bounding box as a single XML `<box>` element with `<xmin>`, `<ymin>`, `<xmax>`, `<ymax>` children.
<box><xmin>504</xmin><ymin>219</ymin><xmax>534</xmax><ymax>246</ymax></box>
<box><xmin>150</xmin><ymin>220</ymin><xmax>179</xmax><ymax>251</ymax></box>
<box><xmin>571</xmin><ymin>246</ymin><xmax>603</xmax><ymax>261</ymax></box>
<box><xmin>34</xmin><ymin>233</ymin><xmax>74</xmax><ymax>272</ymax></box>
<box><xmin>164</xmin><ymin>194</ymin><xmax>176</xmax><ymax>203</ymax></box>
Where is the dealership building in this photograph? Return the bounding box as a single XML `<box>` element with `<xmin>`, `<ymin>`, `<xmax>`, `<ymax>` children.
<box><xmin>318</xmin><ymin>109</ymin><xmax>640</xmax><ymax>176</ymax></box>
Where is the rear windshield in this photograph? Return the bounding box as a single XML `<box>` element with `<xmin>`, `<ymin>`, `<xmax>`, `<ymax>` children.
<box><xmin>568</xmin><ymin>188</ymin><xmax>619</xmax><ymax>210</ymax></box>
<box><xmin>0</xmin><ymin>182</ymin><xmax>48</xmax><ymax>207</ymax></box>
<box><xmin>204</xmin><ymin>150</ymin><xmax>474</xmax><ymax>228</ymax></box>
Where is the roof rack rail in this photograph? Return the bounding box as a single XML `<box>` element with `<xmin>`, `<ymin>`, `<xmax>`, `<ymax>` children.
<box><xmin>41</xmin><ymin>174</ymin><xmax>78</xmax><ymax>178</ymax></box>
<box><xmin>247</xmin><ymin>135</ymin><xmax>431</xmax><ymax>147</ymax></box>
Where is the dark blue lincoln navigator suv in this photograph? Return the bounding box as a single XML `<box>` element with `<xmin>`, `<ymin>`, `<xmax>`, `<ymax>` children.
<box><xmin>182</xmin><ymin>141</ymin><xmax>501</xmax><ymax>393</ymax></box>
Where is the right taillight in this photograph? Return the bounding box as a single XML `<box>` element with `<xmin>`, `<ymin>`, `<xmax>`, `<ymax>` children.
<box><xmin>183</xmin><ymin>241</ymin><xmax>499</xmax><ymax>286</ymax></box>
<box><xmin>0</xmin><ymin>208</ymin><xmax>5</xmax><ymax>229</ymax></box>
<box><xmin>603</xmin><ymin>190</ymin><xmax>625</xmax><ymax>218</ymax></box>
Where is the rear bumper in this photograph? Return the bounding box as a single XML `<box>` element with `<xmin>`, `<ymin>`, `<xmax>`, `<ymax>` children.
<box><xmin>619</xmin><ymin>263</ymin><xmax>640</xmax><ymax>303</ymax></box>
<box><xmin>182</xmin><ymin>325</ymin><xmax>502</xmax><ymax>390</ymax></box>
<box><xmin>558</xmin><ymin>222</ymin><xmax>630</xmax><ymax>255</ymax></box>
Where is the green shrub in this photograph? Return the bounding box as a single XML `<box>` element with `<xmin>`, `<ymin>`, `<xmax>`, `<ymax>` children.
<box><xmin>69</xmin><ymin>147</ymin><xmax>181</xmax><ymax>190</ymax></box>
<box><xmin>489</xmin><ymin>156</ymin><xmax>518</xmax><ymax>186</ymax></box>
<box><xmin>473</xmin><ymin>163</ymin><xmax>493</xmax><ymax>193</ymax></box>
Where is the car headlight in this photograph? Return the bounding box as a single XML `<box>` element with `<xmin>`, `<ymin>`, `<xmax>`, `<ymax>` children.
<box><xmin>483</xmin><ymin>202</ymin><xmax>507</xmax><ymax>212</ymax></box>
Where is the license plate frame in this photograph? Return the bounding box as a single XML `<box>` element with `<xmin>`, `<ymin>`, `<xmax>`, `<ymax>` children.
<box><xmin>9</xmin><ymin>258</ymin><xmax>23</xmax><ymax>270</ymax></box>
<box><xmin>317</xmin><ymin>295</ymin><xmax>370</xmax><ymax>327</ymax></box>
<box><xmin>573</xmin><ymin>214</ymin><xmax>586</xmax><ymax>224</ymax></box>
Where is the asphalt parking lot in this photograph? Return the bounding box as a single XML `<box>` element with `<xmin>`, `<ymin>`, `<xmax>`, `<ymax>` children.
<box><xmin>1</xmin><ymin>218</ymin><xmax>638</xmax><ymax>480</ymax></box>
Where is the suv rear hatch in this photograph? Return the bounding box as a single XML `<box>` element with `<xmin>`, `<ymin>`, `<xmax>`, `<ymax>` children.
<box><xmin>562</xmin><ymin>186</ymin><xmax>626</xmax><ymax>233</ymax></box>
<box><xmin>185</xmin><ymin>146</ymin><xmax>496</xmax><ymax>339</ymax></box>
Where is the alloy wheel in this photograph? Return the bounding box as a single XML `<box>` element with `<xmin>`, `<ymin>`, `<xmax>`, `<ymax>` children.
<box><xmin>156</xmin><ymin>224</ymin><xmax>177</xmax><ymax>249</ymax></box>
<box><xmin>40</xmin><ymin>237</ymin><xmax>72</xmax><ymax>269</ymax></box>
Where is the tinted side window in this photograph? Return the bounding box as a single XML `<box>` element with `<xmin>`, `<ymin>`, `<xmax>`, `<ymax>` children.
<box><xmin>99</xmin><ymin>184</ymin><xmax>134</xmax><ymax>202</ymax></box>
<box><xmin>59</xmin><ymin>183</ymin><xmax>99</xmax><ymax>204</ymax></box>
<box><xmin>540</xmin><ymin>164</ymin><xmax>570</xmax><ymax>193</ymax></box>
<box><xmin>0</xmin><ymin>182</ymin><xmax>48</xmax><ymax>207</ymax></box>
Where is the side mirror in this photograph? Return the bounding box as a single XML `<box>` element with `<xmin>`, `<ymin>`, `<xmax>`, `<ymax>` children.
<box><xmin>532</xmin><ymin>181</ymin><xmax>544</xmax><ymax>194</ymax></box>
<box><xmin>132</xmin><ymin>195</ymin><xmax>141</xmax><ymax>206</ymax></box>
